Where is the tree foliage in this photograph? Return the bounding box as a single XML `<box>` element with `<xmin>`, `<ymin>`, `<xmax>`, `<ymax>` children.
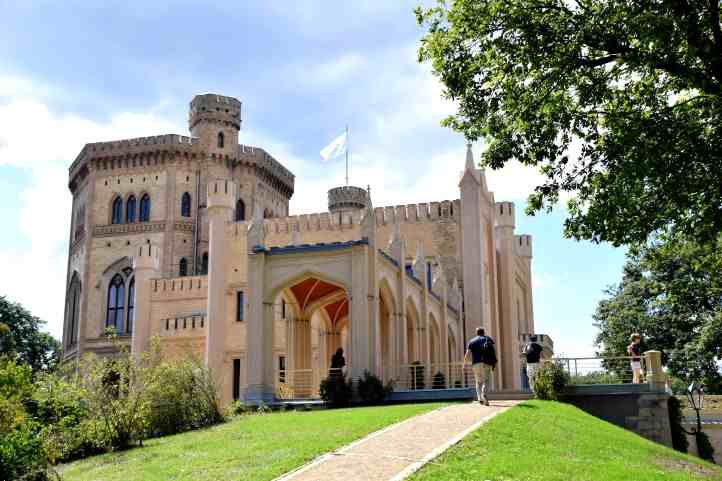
<box><xmin>417</xmin><ymin>1</ymin><xmax>722</xmax><ymax>245</ymax></box>
<box><xmin>0</xmin><ymin>295</ymin><xmax>60</xmax><ymax>372</ymax></box>
<box><xmin>593</xmin><ymin>233</ymin><xmax>722</xmax><ymax>392</ymax></box>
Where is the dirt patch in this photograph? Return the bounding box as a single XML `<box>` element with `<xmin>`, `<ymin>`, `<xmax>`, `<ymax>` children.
<box><xmin>655</xmin><ymin>458</ymin><xmax>720</xmax><ymax>477</ymax></box>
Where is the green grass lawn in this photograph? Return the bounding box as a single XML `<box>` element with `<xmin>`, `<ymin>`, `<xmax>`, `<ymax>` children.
<box><xmin>60</xmin><ymin>402</ymin><xmax>446</xmax><ymax>481</ymax></box>
<box><xmin>410</xmin><ymin>400</ymin><xmax>721</xmax><ymax>481</ymax></box>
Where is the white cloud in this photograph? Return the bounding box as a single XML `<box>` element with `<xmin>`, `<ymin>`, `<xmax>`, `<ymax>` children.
<box><xmin>0</xmin><ymin>91</ymin><xmax>183</xmax><ymax>339</ymax></box>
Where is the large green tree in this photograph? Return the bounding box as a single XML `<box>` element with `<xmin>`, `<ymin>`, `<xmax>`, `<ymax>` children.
<box><xmin>0</xmin><ymin>296</ymin><xmax>60</xmax><ymax>372</ymax></box>
<box><xmin>417</xmin><ymin>1</ymin><xmax>722</xmax><ymax>245</ymax></box>
<box><xmin>593</xmin><ymin>233</ymin><xmax>722</xmax><ymax>392</ymax></box>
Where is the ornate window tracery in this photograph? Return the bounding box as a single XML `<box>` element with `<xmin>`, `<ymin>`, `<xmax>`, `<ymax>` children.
<box><xmin>106</xmin><ymin>274</ymin><xmax>125</xmax><ymax>332</ymax></box>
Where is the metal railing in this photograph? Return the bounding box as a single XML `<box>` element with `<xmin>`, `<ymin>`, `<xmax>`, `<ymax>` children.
<box><xmin>275</xmin><ymin>368</ymin><xmax>345</xmax><ymax>399</ymax></box>
<box><xmin>553</xmin><ymin>356</ymin><xmax>648</xmax><ymax>385</ymax></box>
<box><xmin>381</xmin><ymin>362</ymin><xmax>476</xmax><ymax>391</ymax></box>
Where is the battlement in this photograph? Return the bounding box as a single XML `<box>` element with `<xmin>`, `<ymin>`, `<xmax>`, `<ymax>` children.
<box><xmin>373</xmin><ymin>200</ymin><xmax>459</xmax><ymax>225</ymax></box>
<box><xmin>514</xmin><ymin>234</ymin><xmax>532</xmax><ymax>258</ymax></box>
<box><xmin>151</xmin><ymin>276</ymin><xmax>207</xmax><ymax>301</ymax></box>
<box><xmin>207</xmin><ymin>179</ymin><xmax>237</xmax><ymax>210</ymax></box>
<box><xmin>133</xmin><ymin>244</ymin><xmax>161</xmax><ymax>271</ymax></box>
<box><xmin>495</xmin><ymin>201</ymin><xmax>515</xmax><ymax>228</ymax></box>
<box><xmin>237</xmin><ymin>144</ymin><xmax>295</xmax><ymax>191</ymax></box>
<box><xmin>189</xmin><ymin>93</ymin><xmax>242</xmax><ymax>131</ymax></box>
<box><xmin>328</xmin><ymin>186</ymin><xmax>369</xmax><ymax>213</ymax></box>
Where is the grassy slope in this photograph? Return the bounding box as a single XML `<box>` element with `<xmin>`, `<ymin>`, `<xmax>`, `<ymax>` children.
<box><xmin>61</xmin><ymin>403</ymin><xmax>445</xmax><ymax>481</ymax></box>
<box><xmin>411</xmin><ymin>400</ymin><xmax>721</xmax><ymax>481</ymax></box>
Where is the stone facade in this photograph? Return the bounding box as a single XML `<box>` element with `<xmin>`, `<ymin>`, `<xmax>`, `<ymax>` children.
<box><xmin>62</xmin><ymin>93</ymin><xmax>544</xmax><ymax>404</ymax></box>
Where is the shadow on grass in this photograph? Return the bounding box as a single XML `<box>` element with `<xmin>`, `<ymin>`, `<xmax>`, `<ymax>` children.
<box><xmin>514</xmin><ymin>403</ymin><xmax>538</xmax><ymax>409</ymax></box>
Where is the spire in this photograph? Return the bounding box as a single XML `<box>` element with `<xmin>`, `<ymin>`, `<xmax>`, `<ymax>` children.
<box><xmin>465</xmin><ymin>142</ymin><xmax>475</xmax><ymax>171</ymax></box>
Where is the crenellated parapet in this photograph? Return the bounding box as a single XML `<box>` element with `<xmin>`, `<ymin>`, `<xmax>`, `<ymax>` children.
<box><xmin>207</xmin><ymin>179</ymin><xmax>237</xmax><ymax>211</ymax></box>
<box><xmin>189</xmin><ymin>94</ymin><xmax>241</xmax><ymax>131</ymax></box>
<box><xmin>373</xmin><ymin>200</ymin><xmax>459</xmax><ymax>225</ymax></box>
<box><xmin>514</xmin><ymin>234</ymin><xmax>533</xmax><ymax>258</ymax></box>
<box><xmin>495</xmin><ymin>201</ymin><xmax>515</xmax><ymax>228</ymax></box>
<box><xmin>328</xmin><ymin>186</ymin><xmax>369</xmax><ymax>213</ymax></box>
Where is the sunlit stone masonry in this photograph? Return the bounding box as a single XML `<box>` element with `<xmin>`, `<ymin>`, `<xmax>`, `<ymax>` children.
<box><xmin>62</xmin><ymin>93</ymin><xmax>549</xmax><ymax>404</ymax></box>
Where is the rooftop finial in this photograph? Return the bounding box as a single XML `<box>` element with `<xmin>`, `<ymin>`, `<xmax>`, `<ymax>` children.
<box><xmin>465</xmin><ymin>142</ymin><xmax>475</xmax><ymax>171</ymax></box>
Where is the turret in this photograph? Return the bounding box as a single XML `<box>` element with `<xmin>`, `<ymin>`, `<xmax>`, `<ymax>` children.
<box><xmin>189</xmin><ymin>94</ymin><xmax>241</xmax><ymax>155</ymax></box>
<box><xmin>495</xmin><ymin>201</ymin><xmax>515</xmax><ymax>229</ymax></box>
<box><xmin>514</xmin><ymin>234</ymin><xmax>533</xmax><ymax>258</ymax></box>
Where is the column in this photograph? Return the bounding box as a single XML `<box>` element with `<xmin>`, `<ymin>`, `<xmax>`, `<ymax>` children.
<box><xmin>131</xmin><ymin>244</ymin><xmax>160</xmax><ymax>357</ymax></box>
<box><xmin>205</xmin><ymin>179</ymin><xmax>235</xmax><ymax>394</ymax></box>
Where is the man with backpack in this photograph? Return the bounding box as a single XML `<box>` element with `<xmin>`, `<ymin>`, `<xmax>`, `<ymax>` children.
<box><xmin>464</xmin><ymin>327</ymin><xmax>497</xmax><ymax>405</ymax></box>
<box><xmin>523</xmin><ymin>335</ymin><xmax>544</xmax><ymax>391</ymax></box>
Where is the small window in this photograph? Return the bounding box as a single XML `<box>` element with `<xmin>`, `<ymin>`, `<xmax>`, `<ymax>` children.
<box><xmin>281</xmin><ymin>299</ymin><xmax>286</xmax><ymax>319</ymax></box>
<box><xmin>232</xmin><ymin>359</ymin><xmax>241</xmax><ymax>401</ymax></box>
<box><xmin>235</xmin><ymin>199</ymin><xmax>246</xmax><ymax>221</ymax></box>
<box><xmin>279</xmin><ymin>356</ymin><xmax>286</xmax><ymax>383</ymax></box>
<box><xmin>139</xmin><ymin>194</ymin><xmax>151</xmax><ymax>222</ymax></box>
<box><xmin>179</xmin><ymin>258</ymin><xmax>188</xmax><ymax>277</ymax></box>
<box><xmin>181</xmin><ymin>192</ymin><xmax>191</xmax><ymax>218</ymax></box>
<box><xmin>126</xmin><ymin>195</ymin><xmax>136</xmax><ymax>223</ymax></box>
<box><xmin>111</xmin><ymin>197</ymin><xmax>123</xmax><ymax>224</ymax></box>
<box><xmin>217</xmin><ymin>131</ymin><xmax>224</xmax><ymax>148</ymax></box>
<box><xmin>236</xmin><ymin>291</ymin><xmax>244</xmax><ymax>322</ymax></box>
<box><xmin>201</xmin><ymin>252</ymin><xmax>208</xmax><ymax>275</ymax></box>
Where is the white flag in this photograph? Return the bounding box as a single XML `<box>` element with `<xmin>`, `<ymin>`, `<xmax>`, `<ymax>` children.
<box><xmin>320</xmin><ymin>131</ymin><xmax>348</xmax><ymax>161</ymax></box>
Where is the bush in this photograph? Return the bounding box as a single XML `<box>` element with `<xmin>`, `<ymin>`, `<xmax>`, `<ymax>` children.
<box><xmin>357</xmin><ymin>371</ymin><xmax>389</xmax><ymax>404</ymax></box>
<box><xmin>432</xmin><ymin>371</ymin><xmax>446</xmax><ymax>389</ymax></box>
<box><xmin>144</xmin><ymin>357</ymin><xmax>224</xmax><ymax>437</ymax></box>
<box><xmin>533</xmin><ymin>360</ymin><xmax>569</xmax><ymax>401</ymax></box>
<box><xmin>409</xmin><ymin>361</ymin><xmax>425</xmax><ymax>390</ymax></box>
<box><xmin>319</xmin><ymin>372</ymin><xmax>352</xmax><ymax>407</ymax></box>
<box><xmin>667</xmin><ymin>396</ymin><xmax>689</xmax><ymax>453</ymax></box>
<box><xmin>695</xmin><ymin>431</ymin><xmax>716</xmax><ymax>463</ymax></box>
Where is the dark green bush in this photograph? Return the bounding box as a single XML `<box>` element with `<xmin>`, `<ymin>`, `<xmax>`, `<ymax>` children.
<box><xmin>533</xmin><ymin>361</ymin><xmax>569</xmax><ymax>401</ymax></box>
<box><xmin>409</xmin><ymin>361</ymin><xmax>425</xmax><ymax>390</ymax></box>
<box><xmin>144</xmin><ymin>357</ymin><xmax>224</xmax><ymax>437</ymax></box>
<box><xmin>667</xmin><ymin>396</ymin><xmax>689</xmax><ymax>453</ymax></box>
<box><xmin>357</xmin><ymin>370</ymin><xmax>389</xmax><ymax>404</ymax></box>
<box><xmin>695</xmin><ymin>431</ymin><xmax>716</xmax><ymax>463</ymax></box>
<box><xmin>432</xmin><ymin>371</ymin><xmax>446</xmax><ymax>389</ymax></box>
<box><xmin>319</xmin><ymin>372</ymin><xmax>352</xmax><ymax>406</ymax></box>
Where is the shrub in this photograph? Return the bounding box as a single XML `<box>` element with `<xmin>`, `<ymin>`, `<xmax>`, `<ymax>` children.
<box><xmin>226</xmin><ymin>400</ymin><xmax>247</xmax><ymax>417</ymax></box>
<box><xmin>667</xmin><ymin>396</ymin><xmax>689</xmax><ymax>453</ymax></box>
<box><xmin>695</xmin><ymin>431</ymin><xmax>716</xmax><ymax>463</ymax></box>
<box><xmin>319</xmin><ymin>372</ymin><xmax>352</xmax><ymax>407</ymax></box>
<box><xmin>357</xmin><ymin>371</ymin><xmax>388</xmax><ymax>404</ymax></box>
<box><xmin>409</xmin><ymin>361</ymin><xmax>425</xmax><ymax>390</ymax></box>
<box><xmin>533</xmin><ymin>360</ymin><xmax>569</xmax><ymax>401</ymax></box>
<box><xmin>144</xmin><ymin>357</ymin><xmax>224</xmax><ymax>437</ymax></box>
<box><xmin>432</xmin><ymin>371</ymin><xmax>446</xmax><ymax>389</ymax></box>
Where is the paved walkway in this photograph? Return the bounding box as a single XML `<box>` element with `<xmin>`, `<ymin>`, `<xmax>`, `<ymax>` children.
<box><xmin>275</xmin><ymin>401</ymin><xmax>519</xmax><ymax>481</ymax></box>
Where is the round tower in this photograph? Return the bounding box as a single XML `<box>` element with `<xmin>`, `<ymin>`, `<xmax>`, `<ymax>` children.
<box><xmin>328</xmin><ymin>186</ymin><xmax>369</xmax><ymax>214</ymax></box>
<box><xmin>189</xmin><ymin>94</ymin><xmax>242</xmax><ymax>155</ymax></box>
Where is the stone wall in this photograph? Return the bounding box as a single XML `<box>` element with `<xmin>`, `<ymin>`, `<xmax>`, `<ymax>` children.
<box><xmin>686</xmin><ymin>424</ymin><xmax>722</xmax><ymax>464</ymax></box>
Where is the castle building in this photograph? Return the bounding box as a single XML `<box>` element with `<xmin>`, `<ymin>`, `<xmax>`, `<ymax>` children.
<box><xmin>62</xmin><ymin>93</ymin><xmax>547</xmax><ymax>403</ymax></box>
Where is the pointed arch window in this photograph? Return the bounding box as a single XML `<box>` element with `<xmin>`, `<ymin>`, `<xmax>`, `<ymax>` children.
<box><xmin>111</xmin><ymin>197</ymin><xmax>123</xmax><ymax>224</ymax></box>
<box><xmin>66</xmin><ymin>274</ymin><xmax>81</xmax><ymax>347</ymax></box>
<box><xmin>235</xmin><ymin>199</ymin><xmax>246</xmax><ymax>221</ymax></box>
<box><xmin>106</xmin><ymin>274</ymin><xmax>125</xmax><ymax>332</ymax></box>
<box><xmin>127</xmin><ymin>278</ymin><xmax>135</xmax><ymax>334</ymax></box>
<box><xmin>181</xmin><ymin>192</ymin><xmax>191</xmax><ymax>217</ymax></box>
<box><xmin>217</xmin><ymin>131</ymin><xmax>224</xmax><ymax>148</ymax></box>
<box><xmin>126</xmin><ymin>195</ymin><xmax>137</xmax><ymax>223</ymax></box>
<box><xmin>179</xmin><ymin>258</ymin><xmax>188</xmax><ymax>277</ymax></box>
<box><xmin>139</xmin><ymin>194</ymin><xmax>151</xmax><ymax>222</ymax></box>
<box><xmin>201</xmin><ymin>252</ymin><xmax>209</xmax><ymax>275</ymax></box>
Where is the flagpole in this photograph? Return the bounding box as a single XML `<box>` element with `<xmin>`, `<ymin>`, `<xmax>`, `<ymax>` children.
<box><xmin>345</xmin><ymin>124</ymin><xmax>349</xmax><ymax>186</ymax></box>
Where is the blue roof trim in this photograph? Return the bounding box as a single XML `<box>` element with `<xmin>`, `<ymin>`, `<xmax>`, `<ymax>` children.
<box><xmin>447</xmin><ymin>304</ymin><xmax>459</xmax><ymax>315</ymax></box>
<box><xmin>253</xmin><ymin>238</ymin><xmax>368</xmax><ymax>256</ymax></box>
<box><xmin>377</xmin><ymin>249</ymin><xmax>399</xmax><ymax>267</ymax></box>
<box><xmin>406</xmin><ymin>269</ymin><xmax>422</xmax><ymax>286</ymax></box>
<box><xmin>429</xmin><ymin>290</ymin><xmax>442</xmax><ymax>303</ymax></box>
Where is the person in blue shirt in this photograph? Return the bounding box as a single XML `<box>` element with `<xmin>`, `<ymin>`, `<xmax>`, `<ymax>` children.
<box><xmin>463</xmin><ymin>327</ymin><xmax>496</xmax><ymax>405</ymax></box>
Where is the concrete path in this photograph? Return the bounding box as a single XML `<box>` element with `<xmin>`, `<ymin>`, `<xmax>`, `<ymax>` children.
<box><xmin>274</xmin><ymin>401</ymin><xmax>518</xmax><ymax>481</ymax></box>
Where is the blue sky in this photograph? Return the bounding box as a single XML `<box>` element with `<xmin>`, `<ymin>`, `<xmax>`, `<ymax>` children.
<box><xmin>0</xmin><ymin>1</ymin><xmax>627</xmax><ymax>356</ymax></box>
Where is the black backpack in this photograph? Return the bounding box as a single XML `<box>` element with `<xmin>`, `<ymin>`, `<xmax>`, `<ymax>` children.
<box><xmin>481</xmin><ymin>337</ymin><xmax>497</xmax><ymax>367</ymax></box>
<box><xmin>525</xmin><ymin>342</ymin><xmax>542</xmax><ymax>363</ymax></box>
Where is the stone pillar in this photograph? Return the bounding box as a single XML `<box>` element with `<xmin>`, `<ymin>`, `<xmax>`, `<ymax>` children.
<box><xmin>495</xmin><ymin>201</ymin><xmax>521</xmax><ymax>390</ymax></box>
<box><xmin>131</xmin><ymin>244</ymin><xmax>160</xmax><ymax>358</ymax></box>
<box><xmin>205</xmin><ymin>179</ymin><xmax>235</xmax><ymax>390</ymax></box>
<box><xmin>459</xmin><ymin>144</ymin><xmax>487</xmax><ymax>341</ymax></box>
<box><xmin>245</xmin><ymin>206</ymin><xmax>275</xmax><ymax>404</ymax></box>
<box><xmin>644</xmin><ymin>350</ymin><xmax>666</xmax><ymax>391</ymax></box>
<box><xmin>390</xmin><ymin>223</ymin><xmax>407</xmax><ymax>377</ymax></box>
